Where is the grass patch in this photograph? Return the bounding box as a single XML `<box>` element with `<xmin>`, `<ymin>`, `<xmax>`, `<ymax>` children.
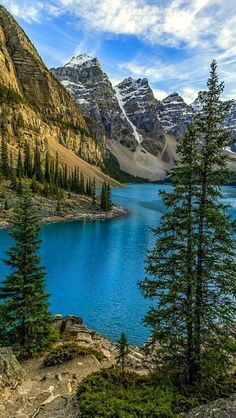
<box><xmin>43</xmin><ymin>343</ymin><xmax>104</xmax><ymax>367</ymax></box>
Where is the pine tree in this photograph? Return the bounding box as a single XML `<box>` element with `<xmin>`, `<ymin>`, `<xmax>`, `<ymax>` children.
<box><xmin>100</xmin><ymin>182</ymin><xmax>112</xmax><ymax>211</ymax></box>
<box><xmin>80</xmin><ymin>171</ymin><xmax>85</xmax><ymax>195</ymax></box>
<box><xmin>9</xmin><ymin>150</ymin><xmax>17</xmax><ymax>190</ymax></box>
<box><xmin>63</xmin><ymin>164</ymin><xmax>68</xmax><ymax>190</ymax></box>
<box><xmin>100</xmin><ymin>182</ymin><xmax>106</xmax><ymax>210</ymax></box>
<box><xmin>192</xmin><ymin>60</ymin><xmax>236</xmax><ymax>381</ymax></box>
<box><xmin>16</xmin><ymin>149</ymin><xmax>23</xmax><ymax>179</ymax></box>
<box><xmin>55</xmin><ymin>152</ymin><xmax>59</xmax><ymax>186</ymax></box>
<box><xmin>107</xmin><ymin>183</ymin><xmax>112</xmax><ymax>210</ymax></box>
<box><xmin>56</xmin><ymin>198</ymin><xmax>61</xmax><ymax>214</ymax></box>
<box><xmin>33</xmin><ymin>143</ymin><xmax>43</xmax><ymax>182</ymax></box>
<box><xmin>31</xmin><ymin>175</ymin><xmax>38</xmax><ymax>194</ymax></box>
<box><xmin>116</xmin><ymin>332</ymin><xmax>129</xmax><ymax>373</ymax></box>
<box><xmin>0</xmin><ymin>187</ymin><xmax>57</xmax><ymax>358</ymax></box>
<box><xmin>50</xmin><ymin>159</ymin><xmax>55</xmax><ymax>185</ymax></box>
<box><xmin>44</xmin><ymin>152</ymin><xmax>50</xmax><ymax>184</ymax></box>
<box><xmin>139</xmin><ymin>124</ymin><xmax>199</xmax><ymax>384</ymax></box>
<box><xmin>139</xmin><ymin>61</ymin><xmax>236</xmax><ymax>385</ymax></box>
<box><xmin>1</xmin><ymin>137</ymin><xmax>9</xmax><ymax>178</ymax></box>
<box><xmin>24</xmin><ymin>142</ymin><xmax>32</xmax><ymax>178</ymax></box>
<box><xmin>92</xmin><ymin>177</ymin><xmax>96</xmax><ymax>205</ymax></box>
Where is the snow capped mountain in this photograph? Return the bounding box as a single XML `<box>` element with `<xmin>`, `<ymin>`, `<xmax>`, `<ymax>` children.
<box><xmin>51</xmin><ymin>55</ymin><xmax>139</xmax><ymax>150</ymax></box>
<box><xmin>65</xmin><ymin>54</ymin><xmax>97</xmax><ymax>68</ymax></box>
<box><xmin>115</xmin><ymin>77</ymin><xmax>166</xmax><ymax>157</ymax></box>
<box><xmin>51</xmin><ymin>56</ymin><xmax>168</xmax><ymax>158</ymax></box>
<box><xmin>51</xmin><ymin>55</ymin><xmax>175</xmax><ymax>180</ymax></box>
<box><xmin>51</xmin><ymin>53</ymin><xmax>236</xmax><ymax>179</ymax></box>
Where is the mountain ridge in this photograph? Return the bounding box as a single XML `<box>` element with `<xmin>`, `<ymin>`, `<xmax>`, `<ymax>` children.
<box><xmin>52</xmin><ymin>55</ymin><xmax>176</xmax><ymax>180</ymax></box>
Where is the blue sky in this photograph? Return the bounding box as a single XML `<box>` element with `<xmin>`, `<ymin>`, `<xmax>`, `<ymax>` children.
<box><xmin>2</xmin><ymin>0</ymin><xmax>236</xmax><ymax>103</ymax></box>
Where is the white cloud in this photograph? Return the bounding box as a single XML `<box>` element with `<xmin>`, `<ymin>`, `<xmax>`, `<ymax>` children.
<box><xmin>153</xmin><ymin>88</ymin><xmax>168</xmax><ymax>101</ymax></box>
<box><xmin>4</xmin><ymin>0</ymin><xmax>236</xmax><ymax>55</ymax></box>
<box><xmin>55</xmin><ymin>0</ymin><xmax>236</xmax><ymax>51</ymax></box>
<box><xmin>181</xmin><ymin>87</ymin><xmax>200</xmax><ymax>104</ymax></box>
<box><xmin>3</xmin><ymin>0</ymin><xmax>236</xmax><ymax>102</ymax></box>
<box><xmin>4</xmin><ymin>0</ymin><xmax>44</xmax><ymax>23</ymax></box>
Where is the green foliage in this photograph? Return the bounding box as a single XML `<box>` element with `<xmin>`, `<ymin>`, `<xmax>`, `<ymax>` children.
<box><xmin>24</xmin><ymin>143</ymin><xmax>33</xmax><ymax>178</ymax></box>
<box><xmin>116</xmin><ymin>332</ymin><xmax>129</xmax><ymax>373</ymax></box>
<box><xmin>1</xmin><ymin>137</ymin><xmax>9</xmax><ymax>178</ymax></box>
<box><xmin>43</xmin><ymin>343</ymin><xmax>104</xmax><ymax>367</ymax></box>
<box><xmin>56</xmin><ymin>198</ymin><xmax>61</xmax><ymax>214</ymax></box>
<box><xmin>0</xmin><ymin>187</ymin><xmax>57</xmax><ymax>358</ymax></box>
<box><xmin>76</xmin><ymin>368</ymin><xmax>193</xmax><ymax>418</ymax></box>
<box><xmin>139</xmin><ymin>61</ymin><xmax>236</xmax><ymax>385</ymax></box>
<box><xmin>103</xmin><ymin>152</ymin><xmax>147</xmax><ymax>184</ymax></box>
<box><xmin>100</xmin><ymin>182</ymin><xmax>112</xmax><ymax>211</ymax></box>
<box><xmin>33</xmin><ymin>143</ymin><xmax>43</xmax><ymax>182</ymax></box>
<box><xmin>76</xmin><ymin>368</ymin><xmax>236</xmax><ymax>417</ymax></box>
<box><xmin>3</xmin><ymin>198</ymin><xmax>9</xmax><ymax>210</ymax></box>
<box><xmin>16</xmin><ymin>149</ymin><xmax>23</xmax><ymax>179</ymax></box>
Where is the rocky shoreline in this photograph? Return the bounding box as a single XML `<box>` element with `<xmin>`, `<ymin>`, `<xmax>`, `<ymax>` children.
<box><xmin>0</xmin><ymin>205</ymin><xmax>128</xmax><ymax>230</ymax></box>
<box><xmin>0</xmin><ymin>184</ymin><xmax>129</xmax><ymax>230</ymax></box>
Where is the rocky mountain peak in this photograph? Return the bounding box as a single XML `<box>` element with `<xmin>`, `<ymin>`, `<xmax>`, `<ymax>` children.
<box><xmin>159</xmin><ymin>92</ymin><xmax>192</xmax><ymax>138</ymax></box>
<box><xmin>163</xmin><ymin>92</ymin><xmax>185</xmax><ymax>104</ymax></box>
<box><xmin>117</xmin><ymin>77</ymin><xmax>151</xmax><ymax>96</ymax></box>
<box><xmin>65</xmin><ymin>54</ymin><xmax>100</xmax><ymax>69</ymax></box>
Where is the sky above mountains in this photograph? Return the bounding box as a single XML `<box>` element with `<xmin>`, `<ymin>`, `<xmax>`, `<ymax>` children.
<box><xmin>3</xmin><ymin>0</ymin><xmax>236</xmax><ymax>103</ymax></box>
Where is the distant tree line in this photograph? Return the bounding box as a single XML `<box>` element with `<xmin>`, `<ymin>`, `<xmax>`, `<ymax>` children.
<box><xmin>0</xmin><ymin>140</ymin><xmax>88</xmax><ymax>196</ymax></box>
<box><xmin>0</xmin><ymin>139</ymin><xmax>113</xmax><ymax>211</ymax></box>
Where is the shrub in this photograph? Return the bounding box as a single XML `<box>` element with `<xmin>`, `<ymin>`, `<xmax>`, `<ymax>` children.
<box><xmin>43</xmin><ymin>343</ymin><xmax>104</xmax><ymax>367</ymax></box>
<box><xmin>76</xmin><ymin>368</ymin><xmax>193</xmax><ymax>417</ymax></box>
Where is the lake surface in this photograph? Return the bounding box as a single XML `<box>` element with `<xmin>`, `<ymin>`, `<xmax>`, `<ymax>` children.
<box><xmin>0</xmin><ymin>184</ymin><xmax>235</xmax><ymax>345</ymax></box>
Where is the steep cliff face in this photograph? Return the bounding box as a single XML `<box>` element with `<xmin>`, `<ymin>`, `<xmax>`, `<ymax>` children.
<box><xmin>51</xmin><ymin>55</ymin><xmax>137</xmax><ymax>151</ymax></box>
<box><xmin>0</xmin><ymin>6</ymin><xmax>117</xmax><ymax>186</ymax></box>
<box><xmin>158</xmin><ymin>92</ymin><xmax>193</xmax><ymax>139</ymax></box>
<box><xmin>115</xmin><ymin>77</ymin><xmax>167</xmax><ymax>157</ymax></box>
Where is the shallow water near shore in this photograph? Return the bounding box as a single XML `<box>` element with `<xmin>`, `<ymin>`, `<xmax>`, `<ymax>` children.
<box><xmin>0</xmin><ymin>184</ymin><xmax>235</xmax><ymax>345</ymax></box>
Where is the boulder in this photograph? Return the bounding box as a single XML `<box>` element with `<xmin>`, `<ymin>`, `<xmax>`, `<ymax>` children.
<box><xmin>180</xmin><ymin>394</ymin><xmax>236</xmax><ymax>417</ymax></box>
<box><xmin>0</xmin><ymin>347</ymin><xmax>27</xmax><ymax>392</ymax></box>
<box><xmin>52</xmin><ymin>315</ymin><xmax>84</xmax><ymax>337</ymax></box>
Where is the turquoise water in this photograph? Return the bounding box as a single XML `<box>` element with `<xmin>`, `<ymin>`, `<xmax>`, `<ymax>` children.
<box><xmin>0</xmin><ymin>184</ymin><xmax>235</xmax><ymax>345</ymax></box>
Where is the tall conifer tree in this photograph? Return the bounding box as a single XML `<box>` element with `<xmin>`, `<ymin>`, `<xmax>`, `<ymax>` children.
<box><xmin>139</xmin><ymin>61</ymin><xmax>236</xmax><ymax>385</ymax></box>
<box><xmin>16</xmin><ymin>149</ymin><xmax>23</xmax><ymax>179</ymax></box>
<box><xmin>0</xmin><ymin>187</ymin><xmax>57</xmax><ymax>358</ymax></box>
<box><xmin>24</xmin><ymin>142</ymin><xmax>32</xmax><ymax>178</ymax></box>
<box><xmin>33</xmin><ymin>143</ymin><xmax>43</xmax><ymax>182</ymax></box>
<box><xmin>1</xmin><ymin>137</ymin><xmax>9</xmax><ymax>178</ymax></box>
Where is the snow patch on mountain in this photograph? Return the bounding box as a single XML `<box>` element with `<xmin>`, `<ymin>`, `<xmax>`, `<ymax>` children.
<box><xmin>114</xmin><ymin>85</ymin><xmax>142</xmax><ymax>144</ymax></box>
<box><xmin>65</xmin><ymin>54</ymin><xmax>96</xmax><ymax>68</ymax></box>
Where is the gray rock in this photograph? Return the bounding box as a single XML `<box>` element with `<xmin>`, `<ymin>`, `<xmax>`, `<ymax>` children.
<box><xmin>180</xmin><ymin>394</ymin><xmax>236</xmax><ymax>417</ymax></box>
<box><xmin>0</xmin><ymin>347</ymin><xmax>27</xmax><ymax>390</ymax></box>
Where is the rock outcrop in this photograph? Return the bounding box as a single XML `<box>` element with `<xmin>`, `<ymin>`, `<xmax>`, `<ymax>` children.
<box><xmin>180</xmin><ymin>394</ymin><xmax>236</xmax><ymax>417</ymax></box>
<box><xmin>158</xmin><ymin>92</ymin><xmax>193</xmax><ymax>139</ymax></box>
<box><xmin>115</xmin><ymin>77</ymin><xmax>167</xmax><ymax>158</ymax></box>
<box><xmin>0</xmin><ymin>347</ymin><xmax>27</xmax><ymax>392</ymax></box>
